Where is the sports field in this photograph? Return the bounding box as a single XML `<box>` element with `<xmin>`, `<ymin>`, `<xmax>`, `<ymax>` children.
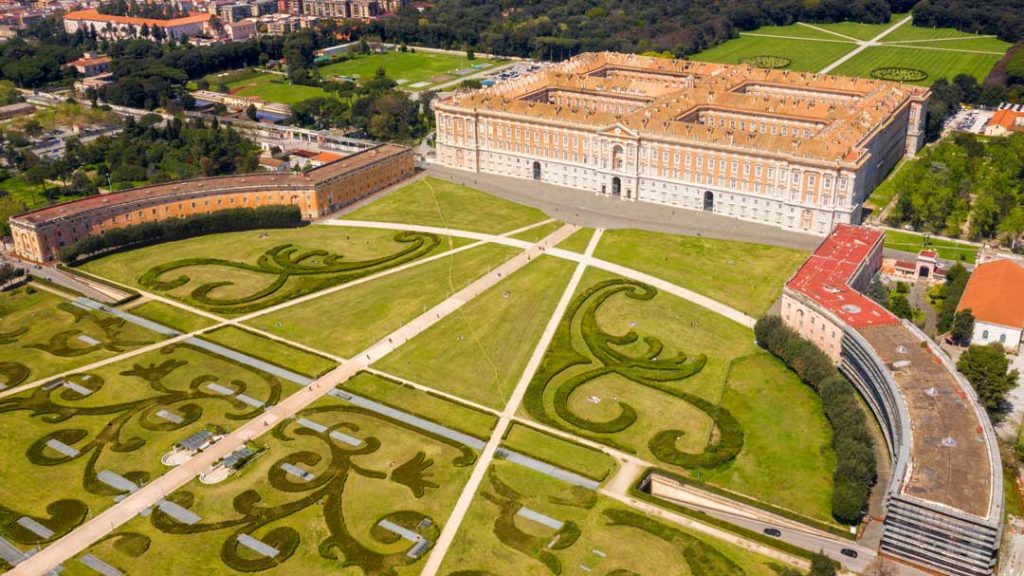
<box><xmin>226</xmin><ymin>72</ymin><xmax>330</xmax><ymax>105</ymax></box>
<box><xmin>691</xmin><ymin>12</ymin><xmax>1010</xmax><ymax>84</ymax></box>
<box><xmin>317</xmin><ymin>50</ymin><xmax>500</xmax><ymax>92</ymax></box>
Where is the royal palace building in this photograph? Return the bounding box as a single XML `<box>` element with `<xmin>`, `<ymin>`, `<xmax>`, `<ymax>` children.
<box><xmin>434</xmin><ymin>52</ymin><xmax>929</xmax><ymax>235</ymax></box>
<box><xmin>10</xmin><ymin>144</ymin><xmax>414</xmax><ymax>262</ymax></box>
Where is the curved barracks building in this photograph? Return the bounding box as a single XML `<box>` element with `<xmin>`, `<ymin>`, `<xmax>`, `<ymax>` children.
<box><xmin>10</xmin><ymin>144</ymin><xmax>414</xmax><ymax>262</ymax></box>
<box><xmin>434</xmin><ymin>52</ymin><xmax>928</xmax><ymax>236</ymax></box>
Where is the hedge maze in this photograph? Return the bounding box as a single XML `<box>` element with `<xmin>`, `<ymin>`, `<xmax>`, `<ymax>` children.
<box><xmin>0</xmin><ymin>343</ymin><xmax>283</xmax><ymax>547</ymax></box>
<box><xmin>138</xmin><ymin>231</ymin><xmax>442</xmax><ymax>314</ymax></box>
<box><xmin>101</xmin><ymin>400</ymin><xmax>478</xmax><ymax>574</ymax></box>
<box><xmin>524</xmin><ymin>278</ymin><xmax>744</xmax><ymax>470</ymax></box>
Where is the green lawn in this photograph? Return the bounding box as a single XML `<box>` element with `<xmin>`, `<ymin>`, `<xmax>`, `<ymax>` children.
<box><xmin>502</xmin><ymin>424</ymin><xmax>617</xmax><ymax>482</ymax></box>
<box><xmin>81</xmin><ymin>226</ymin><xmax>460</xmax><ymax>315</ymax></box>
<box><xmin>440</xmin><ymin>460</ymin><xmax>789</xmax><ymax>576</ymax></box>
<box><xmin>248</xmin><ymin>243</ymin><xmax>520</xmax><ymax>358</ymax></box>
<box><xmin>228</xmin><ymin>73</ymin><xmax>330</xmax><ymax>105</ymax></box>
<box><xmin>593</xmin><ymin>228</ymin><xmax>807</xmax><ymax>317</ymax></box>
<box><xmin>739</xmin><ymin>22</ymin><xmax>853</xmax><ymax>41</ymax></box>
<box><xmin>198</xmin><ymin>326</ymin><xmax>337</xmax><ymax>378</ymax></box>
<box><xmin>343</xmin><ymin>177</ymin><xmax>549</xmax><ymax>234</ymax></box>
<box><xmin>555</xmin><ymin>228</ymin><xmax>596</xmax><ymax>253</ymax></box>
<box><xmin>510</xmin><ymin>220</ymin><xmax>561</xmax><ymax>242</ymax></box>
<box><xmin>810</xmin><ymin>14</ymin><xmax>908</xmax><ymax>41</ymax></box>
<box><xmin>125</xmin><ymin>300</ymin><xmax>217</xmax><ymax>333</ymax></box>
<box><xmin>883</xmin><ymin>229</ymin><xmax>978</xmax><ymax>262</ymax></box>
<box><xmin>0</xmin><ymin>286</ymin><xmax>161</xmax><ymax>389</ymax></box>
<box><xmin>689</xmin><ymin>35</ymin><xmax>856</xmax><ymax>72</ymax></box>
<box><xmin>831</xmin><ymin>44</ymin><xmax>1004</xmax><ymax>84</ymax></box>
<box><xmin>341</xmin><ymin>371</ymin><xmax>497</xmax><ymax>439</ymax></box>
<box><xmin>70</xmin><ymin>391</ymin><xmax>477</xmax><ymax>575</ymax></box>
<box><xmin>0</xmin><ymin>342</ymin><xmax>288</xmax><ymax>549</ymax></box>
<box><xmin>864</xmin><ymin>158</ymin><xmax>906</xmax><ymax>213</ymax></box>
<box><xmin>519</xmin><ymin>268</ymin><xmax>836</xmax><ymax>521</ymax></box>
<box><xmin>317</xmin><ymin>50</ymin><xmax>498</xmax><ymax>91</ymax></box>
<box><xmin>374</xmin><ymin>255</ymin><xmax>575</xmax><ymax>408</ymax></box>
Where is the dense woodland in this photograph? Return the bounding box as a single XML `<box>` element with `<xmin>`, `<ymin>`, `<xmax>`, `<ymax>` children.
<box><xmin>885</xmin><ymin>133</ymin><xmax>1024</xmax><ymax>243</ymax></box>
<box><xmin>913</xmin><ymin>0</ymin><xmax>1024</xmax><ymax>43</ymax></box>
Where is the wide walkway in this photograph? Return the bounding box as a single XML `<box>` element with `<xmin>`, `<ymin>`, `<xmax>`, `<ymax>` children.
<box><xmin>8</xmin><ymin>225</ymin><xmax>577</xmax><ymax>576</ymax></box>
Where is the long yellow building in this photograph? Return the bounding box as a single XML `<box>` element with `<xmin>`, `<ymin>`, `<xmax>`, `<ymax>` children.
<box><xmin>434</xmin><ymin>52</ymin><xmax>929</xmax><ymax>235</ymax></box>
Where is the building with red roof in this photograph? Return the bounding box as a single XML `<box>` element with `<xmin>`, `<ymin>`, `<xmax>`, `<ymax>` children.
<box><xmin>984</xmin><ymin>108</ymin><xmax>1024</xmax><ymax>136</ymax></box>
<box><xmin>781</xmin><ymin>224</ymin><xmax>1003</xmax><ymax>576</ymax></box>
<box><xmin>63</xmin><ymin>9</ymin><xmax>213</xmax><ymax>41</ymax></box>
<box><xmin>958</xmin><ymin>259</ymin><xmax>1024</xmax><ymax>351</ymax></box>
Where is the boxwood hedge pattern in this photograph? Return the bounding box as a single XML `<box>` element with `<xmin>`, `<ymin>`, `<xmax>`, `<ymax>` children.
<box><xmin>132</xmin><ymin>403</ymin><xmax>479</xmax><ymax>573</ymax></box>
<box><xmin>870</xmin><ymin>67</ymin><xmax>928</xmax><ymax>82</ymax></box>
<box><xmin>739</xmin><ymin>55</ymin><xmax>791</xmax><ymax>69</ymax></box>
<box><xmin>0</xmin><ymin>343</ymin><xmax>283</xmax><ymax>546</ymax></box>
<box><xmin>138</xmin><ymin>231</ymin><xmax>442</xmax><ymax>314</ymax></box>
<box><xmin>523</xmin><ymin>278</ymin><xmax>744</xmax><ymax>470</ymax></box>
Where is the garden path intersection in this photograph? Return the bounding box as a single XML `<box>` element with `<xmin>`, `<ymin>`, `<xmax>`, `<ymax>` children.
<box><xmin>1</xmin><ymin>216</ymin><xmax>894</xmax><ymax>575</ymax></box>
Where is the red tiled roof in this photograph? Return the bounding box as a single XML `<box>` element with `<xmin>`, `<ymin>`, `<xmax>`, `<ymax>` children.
<box><xmin>786</xmin><ymin>224</ymin><xmax>899</xmax><ymax>329</ymax></box>
<box><xmin>68</xmin><ymin>56</ymin><xmax>111</xmax><ymax>68</ymax></box>
<box><xmin>311</xmin><ymin>151</ymin><xmax>343</xmax><ymax>163</ymax></box>
<box><xmin>63</xmin><ymin>9</ymin><xmax>212</xmax><ymax>27</ymax></box>
<box><xmin>989</xmin><ymin>109</ymin><xmax>1024</xmax><ymax>132</ymax></box>
<box><xmin>958</xmin><ymin>259</ymin><xmax>1024</xmax><ymax>328</ymax></box>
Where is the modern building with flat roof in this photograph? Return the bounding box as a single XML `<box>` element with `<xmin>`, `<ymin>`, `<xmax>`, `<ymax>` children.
<box><xmin>434</xmin><ymin>52</ymin><xmax>929</xmax><ymax>236</ymax></box>
<box><xmin>9</xmin><ymin>144</ymin><xmax>414</xmax><ymax>262</ymax></box>
<box><xmin>781</xmin><ymin>224</ymin><xmax>1002</xmax><ymax>576</ymax></box>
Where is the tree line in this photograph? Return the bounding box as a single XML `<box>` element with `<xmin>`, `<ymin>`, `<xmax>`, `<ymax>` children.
<box><xmin>96</xmin><ymin>0</ymin><xmax>190</xmax><ymax>20</ymax></box>
<box><xmin>60</xmin><ymin>205</ymin><xmax>302</xmax><ymax>263</ymax></box>
<box><xmin>913</xmin><ymin>0</ymin><xmax>1024</xmax><ymax>43</ymax></box>
<box><xmin>754</xmin><ymin>315</ymin><xmax>877</xmax><ymax>525</ymax></box>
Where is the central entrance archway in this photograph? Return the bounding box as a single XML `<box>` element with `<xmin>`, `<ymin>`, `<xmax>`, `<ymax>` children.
<box><xmin>532</xmin><ymin>161</ymin><xmax>541</xmax><ymax>180</ymax></box>
<box><xmin>612</xmin><ymin>177</ymin><xmax>621</xmax><ymax>197</ymax></box>
<box><xmin>703</xmin><ymin>190</ymin><xmax>714</xmax><ymax>211</ymax></box>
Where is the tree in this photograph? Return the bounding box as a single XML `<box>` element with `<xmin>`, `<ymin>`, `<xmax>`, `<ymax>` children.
<box><xmin>864</xmin><ymin>557</ymin><xmax>899</xmax><ymax>576</ymax></box>
<box><xmin>246</xmin><ymin>103</ymin><xmax>258</xmax><ymax>121</ymax></box>
<box><xmin>807</xmin><ymin>551</ymin><xmax>839</xmax><ymax>576</ymax></box>
<box><xmin>950</xmin><ymin>309</ymin><xmax>975</xmax><ymax>346</ymax></box>
<box><xmin>466</xmin><ymin>48</ymin><xmax>475</xmax><ymax>60</ymax></box>
<box><xmin>1016</xmin><ymin>422</ymin><xmax>1024</xmax><ymax>463</ymax></box>
<box><xmin>957</xmin><ymin>342</ymin><xmax>1020</xmax><ymax>415</ymax></box>
<box><xmin>866</xmin><ymin>277</ymin><xmax>888</xmax><ymax>306</ymax></box>
<box><xmin>887</xmin><ymin>293</ymin><xmax>913</xmax><ymax>320</ymax></box>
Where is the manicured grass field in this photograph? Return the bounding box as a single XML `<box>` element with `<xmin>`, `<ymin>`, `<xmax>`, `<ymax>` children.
<box><xmin>520</xmin><ymin>268</ymin><xmax>836</xmax><ymax>521</ymax></box>
<box><xmin>811</xmin><ymin>14</ymin><xmax>909</xmax><ymax>41</ymax></box>
<box><xmin>71</xmin><ymin>391</ymin><xmax>477</xmax><ymax>575</ymax></box>
<box><xmin>831</xmin><ymin>45</ymin><xmax>1003</xmax><ymax>84</ymax></box>
<box><xmin>555</xmin><ymin>228</ymin><xmax>596</xmax><ymax>253</ymax></box>
<box><xmin>125</xmin><ymin>300</ymin><xmax>217</xmax><ymax>333</ymax></box>
<box><xmin>509</xmin><ymin>220</ymin><xmax>561</xmax><ymax>242</ymax></box>
<box><xmin>593</xmin><ymin>228</ymin><xmax>807</xmax><ymax>317</ymax></box>
<box><xmin>248</xmin><ymin>243</ymin><xmax>520</xmax><ymax>358</ymax></box>
<box><xmin>689</xmin><ymin>35</ymin><xmax>856</xmax><ymax>72</ymax></box>
<box><xmin>0</xmin><ymin>342</ymin><xmax>287</xmax><ymax>549</ymax></box>
<box><xmin>883</xmin><ymin>229</ymin><xmax>978</xmax><ymax>262</ymax></box>
<box><xmin>317</xmin><ymin>50</ymin><xmax>498</xmax><ymax>91</ymax></box>
<box><xmin>81</xmin><ymin>226</ymin><xmax>459</xmax><ymax>315</ymax></box>
<box><xmin>199</xmin><ymin>326</ymin><xmax>337</xmax><ymax>378</ymax></box>
<box><xmin>440</xmin><ymin>460</ymin><xmax>789</xmax><ymax>575</ymax></box>
<box><xmin>501</xmin><ymin>424</ymin><xmax>617</xmax><ymax>482</ymax></box>
<box><xmin>228</xmin><ymin>73</ymin><xmax>330</xmax><ymax>105</ymax></box>
<box><xmin>374</xmin><ymin>255</ymin><xmax>575</xmax><ymax>408</ymax></box>
<box><xmin>343</xmin><ymin>177</ymin><xmax>549</xmax><ymax>234</ymax></box>
<box><xmin>0</xmin><ymin>286</ymin><xmax>160</xmax><ymax>389</ymax></box>
<box><xmin>341</xmin><ymin>371</ymin><xmax>497</xmax><ymax>439</ymax></box>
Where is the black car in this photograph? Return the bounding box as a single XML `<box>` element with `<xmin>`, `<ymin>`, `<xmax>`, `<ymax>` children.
<box><xmin>840</xmin><ymin>548</ymin><xmax>858</xmax><ymax>559</ymax></box>
<box><xmin>763</xmin><ymin>528</ymin><xmax>782</xmax><ymax>537</ymax></box>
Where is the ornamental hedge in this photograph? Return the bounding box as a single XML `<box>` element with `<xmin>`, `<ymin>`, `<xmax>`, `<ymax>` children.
<box><xmin>740</xmin><ymin>55</ymin><xmax>791</xmax><ymax>69</ymax></box>
<box><xmin>870</xmin><ymin>67</ymin><xmax>928</xmax><ymax>82</ymax></box>
<box><xmin>59</xmin><ymin>205</ymin><xmax>303</xmax><ymax>263</ymax></box>
<box><xmin>754</xmin><ymin>315</ymin><xmax>876</xmax><ymax>525</ymax></box>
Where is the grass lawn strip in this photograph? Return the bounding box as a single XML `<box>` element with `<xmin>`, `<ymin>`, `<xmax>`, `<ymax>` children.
<box><xmin>125</xmin><ymin>300</ymin><xmax>217</xmax><ymax>334</ymax></box>
<box><xmin>509</xmin><ymin>221</ymin><xmax>562</xmax><ymax>243</ymax></box>
<box><xmin>0</xmin><ymin>286</ymin><xmax>161</xmax><ymax>389</ymax></box>
<box><xmin>690</xmin><ymin>35</ymin><xmax>857</xmax><ymax>72</ymax></box>
<box><xmin>501</xmin><ymin>424</ymin><xmax>617</xmax><ymax>482</ymax></box>
<box><xmin>554</xmin><ymin>228</ymin><xmax>596</xmax><ymax>254</ymax></box>
<box><xmin>373</xmin><ymin>255</ymin><xmax>576</xmax><ymax>408</ymax></box>
<box><xmin>247</xmin><ymin>242</ymin><xmax>520</xmax><ymax>358</ymax></box>
<box><xmin>342</xmin><ymin>371</ymin><xmax>497</xmax><ymax>440</ymax></box>
<box><xmin>593</xmin><ymin>228</ymin><xmax>807</xmax><ymax>317</ymax></box>
<box><xmin>343</xmin><ymin>177</ymin><xmax>548</xmax><ymax>234</ymax></box>
<box><xmin>520</xmin><ymin>267</ymin><xmax>835</xmax><ymax>521</ymax></box>
<box><xmin>70</xmin><ymin>394</ymin><xmax>477</xmax><ymax>575</ymax></box>
<box><xmin>882</xmin><ymin>229</ymin><xmax>978</xmax><ymax>262</ymax></box>
<box><xmin>0</xmin><ymin>342</ymin><xmax>288</xmax><ymax>551</ymax></box>
<box><xmin>438</xmin><ymin>460</ymin><xmax>786</xmax><ymax>575</ymax></box>
<box><xmin>198</xmin><ymin>326</ymin><xmax>337</xmax><ymax>379</ymax></box>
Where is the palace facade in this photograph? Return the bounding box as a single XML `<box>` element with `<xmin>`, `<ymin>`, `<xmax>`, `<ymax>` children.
<box><xmin>10</xmin><ymin>144</ymin><xmax>414</xmax><ymax>262</ymax></box>
<box><xmin>434</xmin><ymin>52</ymin><xmax>929</xmax><ymax>235</ymax></box>
<box><xmin>782</xmin><ymin>225</ymin><xmax>1002</xmax><ymax>576</ymax></box>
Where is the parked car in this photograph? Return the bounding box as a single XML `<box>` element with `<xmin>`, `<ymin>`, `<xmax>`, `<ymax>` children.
<box><xmin>840</xmin><ymin>548</ymin><xmax>858</xmax><ymax>559</ymax></box>
<box><xmin>763</xmin><ymin>528</ymin><xmax>781</xmax><ymax>537</ymax></box>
